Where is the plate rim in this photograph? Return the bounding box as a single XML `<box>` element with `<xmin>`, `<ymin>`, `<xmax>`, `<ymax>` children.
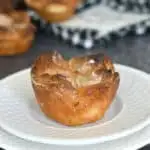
<box><xmin>0</xmin><ymin>64</ymin><xmax>150</xmax><ymax>146</ymax></box>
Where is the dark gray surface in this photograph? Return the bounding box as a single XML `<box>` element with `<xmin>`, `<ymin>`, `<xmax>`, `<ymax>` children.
<box><xmin>0</xmin><ymin>32</ymin><xmax>150</xmax><ymax>150</ymax></box>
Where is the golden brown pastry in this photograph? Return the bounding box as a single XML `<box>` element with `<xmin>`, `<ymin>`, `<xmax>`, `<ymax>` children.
<box><xmin>0</xmin><ymin>11</ymin><xmax>35</xmax><ymax>56</ymax></box>
<box><xmin>31</xmin><ymin>51</ymin><xmax>120</xmax><ymax>126</ymax></box>
<box><xmin>25</xmin><ymin>0</ymin><xmax>79</xmax><ymax>23</ymax></box>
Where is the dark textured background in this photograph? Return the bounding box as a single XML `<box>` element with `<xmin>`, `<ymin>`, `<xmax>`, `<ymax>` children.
<box><xmin>0</xmin><ymin>32</ymin><xmax>150</xmax><ymax>150</ymax></box>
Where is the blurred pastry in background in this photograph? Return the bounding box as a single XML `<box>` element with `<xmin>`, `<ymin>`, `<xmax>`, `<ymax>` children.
<box><xmin>25</xmin><ymin>0</ymin><xmax>79</xmax><ymax>23</ymax></box>
<box><xmin>0</xmin><ymin>11</ymin><xmax>36</xmax><ymax>56</ymax></box>
<box><xmin>0</xmin><ymin>0</ymin><xmax>13</xmax><ymax>13</ymax></box>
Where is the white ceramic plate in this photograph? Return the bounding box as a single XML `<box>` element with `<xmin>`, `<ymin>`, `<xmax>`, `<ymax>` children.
<box><xmin>1</xmin><ymin>123</ymin><xmax>150</xmax><ymax>150</ymax></box>
<box><xmin>0</xmin><ymin>64</ymin><xmax>150</xmax><ymax>146</ymax></box>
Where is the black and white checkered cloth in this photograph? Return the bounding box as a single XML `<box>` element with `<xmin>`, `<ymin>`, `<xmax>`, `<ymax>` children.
<box><xmin>28</xmin><ymin>0</ymin><xmax>150</xmax><ymax>49</ymax></box>
<box><xmin>106</xmin><ymin>0</ymin><xmax>150</xmax><ymax>13</ymax></box>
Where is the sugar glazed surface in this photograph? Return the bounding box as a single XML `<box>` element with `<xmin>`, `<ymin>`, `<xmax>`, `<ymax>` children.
<box><xmin>31</xmin><ymin>51</ymin><xmax>120</xmax><ymax>126</ymax></box>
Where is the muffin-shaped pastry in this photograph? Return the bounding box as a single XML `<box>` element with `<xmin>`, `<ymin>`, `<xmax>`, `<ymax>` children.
<box><xmin>25</xmin><ymin>0</ymin><xmax>79</xmax><ymax>23</ymax></box>
<box><xmin>0</xmin><ymin>11</ymin><xmax>35</xmax><ymax>56</ymax></box>
<box><xmin>31</xmin><ymin>51</ymin><xmax>120</xmax><ymax>126</ymax></box>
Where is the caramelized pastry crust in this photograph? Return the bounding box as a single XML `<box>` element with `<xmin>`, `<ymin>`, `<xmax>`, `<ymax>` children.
<box><xmin>0</xmin><ymin>11</ymin><xmax>35</xmax><ymax>56</ymax></box>
<box><xmin>25</xmin><ymin>0</ymin><xmax>79</xmax><ymax>22</ymax></box>
<box><xmin>31</xmin><ymin>51</ymin><xmax>120</xmax><ymax>126</ymax></box>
